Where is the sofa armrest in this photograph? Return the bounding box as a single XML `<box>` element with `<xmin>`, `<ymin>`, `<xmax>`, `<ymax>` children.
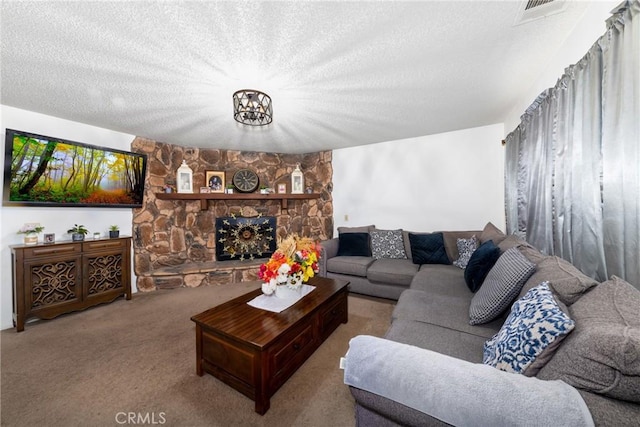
<box><xmin>319</xmin><ymin>238</ymin><xmax>339</xmax><ymax>277</ymax></box>
<box><xmin>343</xmin><ymin>335</ymin><xmax>594</xmax><ymax>427</ymax></box>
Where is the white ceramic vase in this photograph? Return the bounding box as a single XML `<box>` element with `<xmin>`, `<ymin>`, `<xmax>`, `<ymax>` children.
<box><xmin>274</xmin><ymin>274</ymin><xmax>303</xmax><ymax>299</ymax></box>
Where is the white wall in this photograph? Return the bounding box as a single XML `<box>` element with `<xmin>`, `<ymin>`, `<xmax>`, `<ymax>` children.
<box><xmin>504</xmin><ymin>1</ymin><xmax>619</xmax><ymax>133</ymax></box>
<box><xmin>1</xmin><ymin>105</ymin><xmax>138</xmax><ymax>330</ymax></box>
<box><xmin>332</xmin><ymin>123</ymin><xmax>505</xmax><ymax>234</ymax></box>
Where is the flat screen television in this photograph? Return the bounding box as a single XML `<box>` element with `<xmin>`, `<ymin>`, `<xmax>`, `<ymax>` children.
<box><xmin>3</xmin><ymin>129</ymin><xmax>147</xmax><ymax>208</ymax></box>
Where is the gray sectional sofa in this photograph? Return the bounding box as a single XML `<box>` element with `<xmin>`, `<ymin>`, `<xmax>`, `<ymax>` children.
<box><xmin>319</xmin><ymin>223</ymin><xmax>640</xmax><ymax>426</ymax></box>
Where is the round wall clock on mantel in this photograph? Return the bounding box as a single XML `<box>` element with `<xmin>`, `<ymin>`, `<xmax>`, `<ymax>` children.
<box><xmin>232</xmin><ymin>169</ymin><xmax>260</xmax><ymax>193</ymax></box>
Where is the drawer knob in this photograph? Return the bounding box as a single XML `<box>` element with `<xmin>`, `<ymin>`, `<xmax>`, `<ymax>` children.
<box><xmin>293</xmin><ymin>343</ymin><xmax>301</xmax><ymax>350</ymax></box>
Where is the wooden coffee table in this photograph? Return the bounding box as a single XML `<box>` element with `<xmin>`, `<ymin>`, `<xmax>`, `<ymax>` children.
<box><xmin>191</xmin><ymin>276</ymin><xmax>349</xmax><ymax>414</ymax></box>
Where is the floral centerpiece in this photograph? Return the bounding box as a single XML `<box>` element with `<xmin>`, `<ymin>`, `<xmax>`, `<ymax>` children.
<box><xmin>258</xmin><ymin>234</ymin><xmax>320</xmax><ymax>297</ymax></box>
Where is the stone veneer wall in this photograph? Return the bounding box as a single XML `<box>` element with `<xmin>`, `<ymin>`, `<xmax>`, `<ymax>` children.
<box><xmin>131</xmin><ymin>138</ymin><xmax>333</xmax><ymax>292</ymax></box>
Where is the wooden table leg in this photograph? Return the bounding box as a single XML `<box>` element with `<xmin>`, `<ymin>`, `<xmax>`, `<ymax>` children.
<box><xmin>195</xmin><ymin>324</ymin><xmax>203</xmax><ymax>376</ymax></box>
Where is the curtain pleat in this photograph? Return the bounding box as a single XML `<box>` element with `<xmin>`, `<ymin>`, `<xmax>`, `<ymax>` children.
<box><xmin>504</xmin><ymin>0</ymin><xmax>640</xmax><ymax>288</ymax></box>
<box><xmin>504</xmin><ymin>127</ymin><xmax>521</xmax><ymax>236</ymax></box>
<box><xmin>601</xmin><ymin>1</ymin><xmax>640</xmax><ymax>286</ymax></box>
<box><xmin>554</xmin><ymin>48</ymin><xmax>607</xmax><ymax>281</ymax></box>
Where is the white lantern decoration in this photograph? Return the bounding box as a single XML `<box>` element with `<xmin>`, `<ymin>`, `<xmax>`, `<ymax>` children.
<box><xmin>176</xmin><ymin>160</ymin><xmax>193</xmax><ymax>193</ymax></box>
<box><xmin>291</xmin><ymin>164</ymin><xmax>304</xmax><ymax>194</ymax></box>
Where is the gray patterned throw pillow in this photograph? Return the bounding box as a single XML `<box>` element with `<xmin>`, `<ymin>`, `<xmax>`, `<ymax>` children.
<box><xmin>469</xmin><ymin>247</ymin><xmax>536</xmax><ymax>325</ymax></box>
<box><xmin>453</xmin><ymin>235</ymin><xmax>478</xmax><ymax>269</ymax></box>
<box><xmin>370</xmin><ymin>229</ymin><xmax>407</xmax><ymax>260</ymax></box>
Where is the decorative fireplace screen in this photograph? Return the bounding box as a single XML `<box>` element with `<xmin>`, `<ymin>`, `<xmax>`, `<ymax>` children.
<box><xmin>215</xmin><ymin>215</ymin><xmax>277</xmax><ymax>261</ymax></box>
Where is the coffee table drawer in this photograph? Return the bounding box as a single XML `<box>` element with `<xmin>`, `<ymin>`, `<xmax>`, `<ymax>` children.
<box><xmin>270</xmin><ymin>322</ymin><xmax>316</xmax><ymax>388</ymax></box>
<box><xmin>319</xmin><ymin>294</ymin><xmax>348</xmax><ymax>340</ymax></box>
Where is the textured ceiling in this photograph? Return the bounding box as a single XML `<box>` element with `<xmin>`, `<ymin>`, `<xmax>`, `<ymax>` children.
<box><xmin>1</xmin><ymin>1</ymin><xmax>593</xmax><ymax>153</ymax></box>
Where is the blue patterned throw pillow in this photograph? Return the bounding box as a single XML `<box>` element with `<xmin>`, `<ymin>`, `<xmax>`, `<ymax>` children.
<box><xmin>483</xmin><ymin>282</ymin><xmax>575</xmax><ymax>375</ymax></box>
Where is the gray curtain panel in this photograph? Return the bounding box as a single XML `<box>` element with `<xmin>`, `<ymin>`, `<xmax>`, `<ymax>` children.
<box><xmin>504</xmin><ymin>1</ymin><xmax>639</xmax><ymax>289</ymax></box>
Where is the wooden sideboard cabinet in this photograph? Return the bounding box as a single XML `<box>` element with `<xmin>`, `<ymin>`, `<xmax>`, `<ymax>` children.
<box><xmin>10</xmin><ymin>237</ymin><xmax>132</xmax><ymax>332</ymax></box>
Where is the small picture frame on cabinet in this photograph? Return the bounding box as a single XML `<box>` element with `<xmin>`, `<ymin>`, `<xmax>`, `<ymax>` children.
<box><xmin>277</xmin><ymin>183</ymin><xmax>287</xmax><ymax>194</ymax></box>
<box><xmin>44</xmin><ymin>233</ymin><xmax>55</xmax><ymax>244</ymax></box>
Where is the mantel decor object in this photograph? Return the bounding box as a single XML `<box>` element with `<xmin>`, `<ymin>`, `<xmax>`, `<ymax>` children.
<box><xmin>205</xmin><ymin>170</ymin><xmax>225</xmax><ymax>193</ymax></box>
<box><xmin>177</xmin><ymin>160</ymin><xmax>193</xmax><ymax>194</ymax></box>
<box><xmin>291</xmin><ymin>164</ymin><xmax>304</xmax><ymax>194</ymax></box>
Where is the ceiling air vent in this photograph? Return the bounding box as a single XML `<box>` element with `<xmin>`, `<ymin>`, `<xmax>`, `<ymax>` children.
<box><xmin>513</xmin><ymin>0</ymin><xmax>568</xmax><ymax>26</ymax></box>
<box><xmin>525</xmin><ymin>0</ymin><xmax>555</xmax><ymax>10</ymax></box>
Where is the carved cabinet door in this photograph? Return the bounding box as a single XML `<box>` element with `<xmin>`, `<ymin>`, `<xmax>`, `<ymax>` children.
<box><xmin>24</xmin><ymin>253</ymin><xmax>84</xmax><ymax>317</ymax></box>
<box><xmin>81</xmin><ymin>239</ymin><xmax>130</xmax><ymax>304</ymax></box>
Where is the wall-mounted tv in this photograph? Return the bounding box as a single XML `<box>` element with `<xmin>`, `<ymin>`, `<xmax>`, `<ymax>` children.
<box><xmin>3</xmin><ymin>129</ymin><xmax>147</xmax><ymax>208</ymax></box>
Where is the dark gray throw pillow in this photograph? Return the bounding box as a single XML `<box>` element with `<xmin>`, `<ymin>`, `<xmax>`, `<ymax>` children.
<box><xmin>408</xmin><ymin>232</ymin><xmax>449</xmax><ymax>265</ymax></box>
<box><xmin>464</xmin><ymin>240</ymin><xmax>501</xmax><ymax>292</ymax></box>
<box><xmin>336</xmin><ymin>232</ymin><xmax>371</xmax><ymax>257</ymax></box>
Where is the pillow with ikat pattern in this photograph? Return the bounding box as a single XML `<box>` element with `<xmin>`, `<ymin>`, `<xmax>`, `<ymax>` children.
<box><xmin>483</xmin><ymin>282</ymin><xmax>575</xmax><ymax>375</ymax></box>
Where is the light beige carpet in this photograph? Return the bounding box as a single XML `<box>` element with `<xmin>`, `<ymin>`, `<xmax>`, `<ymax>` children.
<box><xmin>1</xmin><ymin>282</ymin><xmax>395</xmax><ymax>427</ymax></box>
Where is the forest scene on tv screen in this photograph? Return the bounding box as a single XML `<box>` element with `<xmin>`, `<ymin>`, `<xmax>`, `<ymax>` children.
<box><xmin>6</xmin><ymin>132</ymin><xmax>145</xmax><ymax>207</ymax></box>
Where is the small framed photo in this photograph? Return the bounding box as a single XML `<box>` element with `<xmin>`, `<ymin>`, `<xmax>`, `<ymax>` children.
<box><xmin>205</xmin><ymin>170</ymin><xmax>225</xmax><ymax>193</ymax></box>
<box><xmin>277</xmin><ymin>183</ymin><xmax>287</xmax><ymax>194</ymax></box>
<box><xmin>200</xmin><ymin>186</ymin><xmax>211</xmax><ymax>194</ymax></box>
<box><xmin>44</xmin><ymin>233</ymin><xmax>55</xmax><ymax>244</ymax></box>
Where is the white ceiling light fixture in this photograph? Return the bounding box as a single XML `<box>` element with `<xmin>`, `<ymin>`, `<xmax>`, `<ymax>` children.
<box><xmin>233</xmin><ymin>89</ymin><xmax>273</xmax><ymax>126</ymax></box>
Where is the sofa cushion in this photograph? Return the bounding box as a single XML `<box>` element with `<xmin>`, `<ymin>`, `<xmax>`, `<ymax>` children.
<box><xmin>408</xmin><ymin>232</ymin><xmax>449</xmax><ymax>265</ymax></box>
<box><xmin>385</xmin><ymin>319</ymin><xmax>487</xmax><ymax>363</ymax></box>
<box><xmin>517</xmin><ymin>256</ymin><xmax>598</xmax><ymax>305</ymax></box>
<box><xmin>464</xmin><ymin>240</ymin><xmax>501</xmax><ymax>292</ymax></box>
<box><xmin>537</xmin><ymin>276</ymin><xmax>640</xmax><ymax>403</ymax></box>
<box><xmin>392</xmin><ymin>289</ymin><xmax>503</xmax><ymax>339</ymax></box>
<box><xmin>483</xmin><ymin>282</ymin><xmax>575</xmax><ymax>375</ymax></box>
<box><xmin>517</xmin><ymin>243</ymin><xmax>547</xmax><ymax>265</ymax></box>
<box><xmin>326</xmin><ymin>256</ymin><xmax>374</xmax><ymax>277</ymax></box>
<box><xmin>367</xmin><ymin>258</ymin><xmax>418</xmax><ymax>287</ymax></box>
<box><xmin>337</xmin><ymin>232</ymin><xmax>371</xmax><ymax>257</ymax></box>
<box><xmin>338</xmin><ymin>224</ymin><xmax>375</xmax><ymax>233</ymax></box>
<box><xmin>411</xmin><ymin>264</ymin><xmax>469</xmax><ymax>297</ymax></box>
<box><xmin>370</xmin><ymin>229</ymin><xmax>407</xmax><ymax>260</ymax></box>
<box><xmin>469</xmin><ymin>248</ymin><xmax>536</xmax><ymax>325</ymax></box>
<box><xmin>479</xmin><ymin>222</ymin><xmax>507</xmax><ymax>245</ymax></box>
<box><xmin>452</xmin><ymin>235</ymin><xmax>478</xmax><ymax>269</ymax></box>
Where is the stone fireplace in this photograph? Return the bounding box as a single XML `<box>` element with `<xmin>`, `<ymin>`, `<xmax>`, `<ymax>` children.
<box><xmin>130</xmin><ymin>138</ymin><xmax>333</xmax><ymax>292</ymax></box>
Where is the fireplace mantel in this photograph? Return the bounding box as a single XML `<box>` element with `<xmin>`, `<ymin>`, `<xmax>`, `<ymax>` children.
<box><xmin>155</xmin><ymin>192</ymin><xmax>321</xmax><ymax>210</ymax></box>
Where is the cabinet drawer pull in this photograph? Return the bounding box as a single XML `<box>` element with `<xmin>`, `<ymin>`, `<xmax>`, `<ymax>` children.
<box><xmin>293</xmin><ymin>343</ymin><xmax>301</xmax><ymax>350</ymax></box>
